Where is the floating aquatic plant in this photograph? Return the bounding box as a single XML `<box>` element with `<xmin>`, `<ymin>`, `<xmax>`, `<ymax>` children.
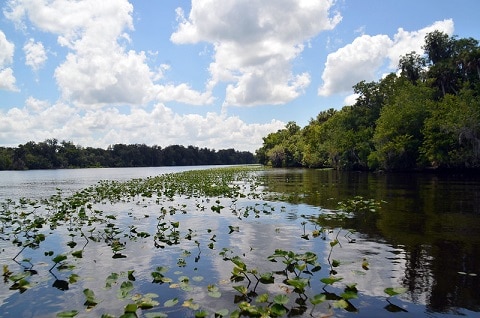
<box><xmin>0</xmin><ymin>166</ymin><xmax>396</xmax><ymax>317</ymax></box>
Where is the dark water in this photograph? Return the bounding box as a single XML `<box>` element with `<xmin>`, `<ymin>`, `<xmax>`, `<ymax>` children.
<box><xmin>260</xmin><ymin>168</ymin><xmax>480</xmax><ymax>316</ymax></box>
<box><xmin>0</xmin><ymin>167</ymin><xmax>479</xmax><ymax>317</ymax></box>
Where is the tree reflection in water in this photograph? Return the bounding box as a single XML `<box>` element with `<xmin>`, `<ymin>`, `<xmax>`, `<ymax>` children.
<box><xmin>260</xmin><ymin>168</ymin><xmax>480</xmax><ymax>314</ymax></box>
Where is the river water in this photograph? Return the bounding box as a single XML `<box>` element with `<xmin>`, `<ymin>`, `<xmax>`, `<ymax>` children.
<box><xmin>0</xmin><ymin>167</ymin><xmax>479</xmax><ymax>317</ymax></box>
<box><xmin>259</xmin><ymin>168</ymin><xmax>480</xmax><ymax>316</ymax></box>
<box><xmin>0</xmin><ymin>166</ymin><xmax>224</xmax><ymax>200</ymax></box>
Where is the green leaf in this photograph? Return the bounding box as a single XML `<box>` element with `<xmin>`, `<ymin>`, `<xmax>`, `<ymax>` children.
<box><xmin>195</xmin><ymin>310</ymin><xmax>208</xmax><ymax>317</ymax></box>
<box><xmin>341</xmin><ymin>291</ymin><xmax>358</xmax><ymax>300</ymax></box>
<box><xmin>333</xmin><ymin>299</ymin><xmax>349</xmax><ymax>309</ymax></box>
<box><xmin>67</xmin><ymin>241</ymin><xmax>77</xmax><ymax>248</ymax></box>
<box><xmin>255</xmin><ymin>293</ymin><xmax>269</xmax><ymax>303</ymax></box>
<box><xmin>233</xmin><ymin>285</ymin><xmax>248</xmax><ymax>295</ymax></box>
<box><xmin>56</xmin><ymin>310</ymin><xmax>79</xmax><ymax>317</ymax></box>
<box><xmin>117</xmin><ymin>281</ymin><xmax>134</xmax><ymax>299</ymax></box>
<box><xmin>362</xmin><ymin>259</ymin><xmax>369</xmax><ymax>270</ymax></box>
<box><xmin>154</xmin><ymin>266</ymin><xmax>168</xmax><ymax>274</ymax></box>
<box><xmin>310</xmin><ymin>294</ymin><xmax>326</xmax><ymax>305</ymax></box>
<box><xmin>105</xmin><ymin>272</ymin><xmax>119</xmax><ymax>289</ymax></box>
<box><xmin>124</xmin><ymin>303</ymin><xmax>138</xmax><ymax>313</ymax></box>
<box><xmin>329</xmin><ymin>239</ymin><xmax>339</xmax><ymax>247</ymax></box>
<box><xmin>273</xmin><ymin>294</ymin><xmax>289</xmax><ymax>305</ymax></box>
<box><xmin>8</xmin><ymin>272</ymin><xmax>30</xmax><ymax>282</ymax></box>
<box><xmin>259</xmin><ymin>272</ymin><xmax>274</xmax><ymax>284</ymax></box>
<box><xmin>207</xmin><ymin>285</ymin><xmax>222</xmax><ymax>298</ymax></box>
<box><xmin>83</xmin><ymin>288</ymin><xmax>99</xmax><ymax>307</ymax></box>
<box><xmin>182</xmin><ymin>298</ymin><xmax>200</xmax><ymax>310</ymax></box>
<box><xmin>320</xmin><ymin>276</ymin><xmax>343</xmax><ymax>285</ymax></box>
<box><xmin>10</xmin><ymin>278</ymin><xmax>31</xmax><ymax>291</ymax></box>
<box><xmin>215</xmin><ymin>309</ymin><xmax>229</xmax><ymax>317</ymax></box>
<box><xmin>208</xmin><ymin>290</ymin><xmax>222</xmax><ymax>298</ymax></box>
<box><xmin>137</xmin><ymin>298</ymin><xmax>160</xmax><ymax>309</ymax></box>
<box><xmin>231</xmin><ymin>257</ymin><xmax>247</xmax><ymax>271</ymax></box>
<box><xmin>164</xmin><ymin>298</ymin><xmax>179</xmax><ymax>307</ymax></box>
<box><xmin>286</xmin><ymin>277</ymin><xmax>309</xmax><ymax>292</ymax></box>
<box><xmin>384</xmin><ymin>287</ymin><xmax>408</xmax><ymax>297</ymax></box>
<box><xmin>68</xmin><ymin>274</ymin><xmax>80</xmax><ymax>284</ymax></box>
<box><xmin>72</xmin><ymin>250</ymin><xmax>83</xmax><ymax>258</ymax></box>
<box><xmin>270</xmin><ymin>303</ymin><xmax>287</xmax><ymax>316</ymax></box>
<box><xmin>52</xmin><ymin>254</ymin><xmax>68</xmax><ymax>264</ymax></box>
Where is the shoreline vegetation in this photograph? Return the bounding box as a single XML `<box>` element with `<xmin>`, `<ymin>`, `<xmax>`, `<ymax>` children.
<box><xmin>0</xmin><ymin>140</ymin><xmax>256</xmax><ymax>171</ymax></box>
<box><xmin>255</xmin><ymin>31</ymin><xmax>480</xmax><ymax>172</ymax></box>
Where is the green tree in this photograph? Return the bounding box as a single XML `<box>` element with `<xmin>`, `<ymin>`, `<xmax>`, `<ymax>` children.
<box><xmin>370</xmin><ymin>81</ymin><xmax>433</xmax><ymax>170</ymax></box>
<box><xmin>266</xmin><ymin>145</ymin><xmax>285</xmax><ymax>167</ymax></box>
<box><xmin>399</xmin><ymin>51</ymin><xmax>426</xmax><ymax>84</ymax></box>
<box><xmin>301</xmin><ymin>109</ymin><xmax>337</xmax><ymax>168</ymax></box>
<box><xmin>421</xmin><ymin>89</ymin><xmax>480</xmax><ymax>168</ymax></box>
<box><xmin>423</xmin><ymin>30</ymin><xmax>454</xmax><ymax>65</ymax></box>
<box><xmin>256</xmin><ymin>121</ymin><xmax>303</xmax><ymax>167</ymax></box>
<box><xmin>0</xmin><ymin>147</ymin><xmax>13</xmax><ymax>170</ymax></box>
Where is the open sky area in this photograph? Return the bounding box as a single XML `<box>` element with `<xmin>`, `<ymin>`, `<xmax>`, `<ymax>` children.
<box><xmin>1</xmin><ymin>0</ymin><xmax>479</xmax><ymax>152</ymax></box>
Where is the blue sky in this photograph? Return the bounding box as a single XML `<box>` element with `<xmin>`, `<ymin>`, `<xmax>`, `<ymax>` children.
<box><xmin>1</xmin><ymin>0</ymin><xmax>479</xmax><ymax>152</ymax></box>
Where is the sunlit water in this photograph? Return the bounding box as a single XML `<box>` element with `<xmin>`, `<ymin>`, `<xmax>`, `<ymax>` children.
<box><xmin>0</xmin><ymin>166</ymin><xmax>225</xmax><ymax>199</ymax></box>
<box><xmin>0</xmin><ymin>167</ymin><xmax>479</xmax><ymax>317</ymax></box>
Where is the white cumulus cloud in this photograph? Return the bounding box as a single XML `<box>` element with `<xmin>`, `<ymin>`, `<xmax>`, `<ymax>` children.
<box><xmin>4</xmin><ymin>0</ymin><xmax>211</xmax><ymax>108</ymax></box>
<box><xmin>318</xmin><ymin>19</ymin><xmax>455</xmax><ymax>97</ymax></box>
<box><xmin>172</xmin><ymin>0</ymin><xmax>341</xmax><ymax>106</ymax></box>
<box><xmin>319</xmin><ymin>34</ymin><xmax>392</xmax><ymax>96</ymax></box>
<box><xmin>23</xmin><ymin>38</ymin><xmax>47</xmax><ymax>71</ymax></box>
<box><xmin>0</xmin><ymin>102</ymin><xmax>285</xmax><ymax>152</ymax></box>
<box><xmin>387</xmin><ymin>19</ymin><xmax>454</xmax><ymax>68</ymax></box>
<box><xmin>0</xmin><ymin>30</ymin><xmax>18</xmax><ymax>91</ymax></box>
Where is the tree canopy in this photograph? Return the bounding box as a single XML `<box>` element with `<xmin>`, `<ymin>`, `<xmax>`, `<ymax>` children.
<box><xmin>0</xmin><ymin>140</ymin><xmax>255</xmax><ymax>170</ymax></box>
<box><xmin>256</xmin><ymin>31</ymin><xmax>480</xmax><ymax>171</ymax></box>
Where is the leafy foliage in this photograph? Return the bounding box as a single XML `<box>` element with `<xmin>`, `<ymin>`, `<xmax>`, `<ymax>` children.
<box><xmin>0</xmin><ymin>140</ymin><xmax>255</xmax><ymax>170</ymax></box>
<box><xmin>256</xmin><ymin>32</ymin><xmax>480</xmax><ymax>171</ymax></box>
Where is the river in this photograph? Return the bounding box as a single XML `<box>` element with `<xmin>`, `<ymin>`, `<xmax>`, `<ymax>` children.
<box><xmin>259</xmin><ymin>168</ymin><xmax>480</xmax><ymax>316</ymax></box>
<box><xmin>0</xmin><ymin>166</ymin><xmax>225</xmax><ymax>199</ymax></box>
<box><xmin>0</xmin><ymin>166</ymin><xmax>479</xmax><ymax>317</ymax></box>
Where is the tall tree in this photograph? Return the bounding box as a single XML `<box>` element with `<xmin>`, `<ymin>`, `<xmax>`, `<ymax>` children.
<box><xmin>370</xmin><ymin>81</ymin><xmax>433</xmax><ymax>170</ymax></box>
<box><xmin>399</xmin><ymin>52</ymin><xmax>426</xmax><ymax>84</ymax></box>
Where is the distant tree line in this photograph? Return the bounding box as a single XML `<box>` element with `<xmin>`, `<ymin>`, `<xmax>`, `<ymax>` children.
<box><xmin>256</xmin><ymin>31</ymin><xmax>480</xmax><ymax>171</ymax></box>
<box><xmin>0</xmin><ymin>140</ymin><xmax>256</xmax><ymax>170</ymax></box>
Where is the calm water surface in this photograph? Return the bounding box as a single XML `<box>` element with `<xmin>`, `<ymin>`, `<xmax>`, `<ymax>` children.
<box><xmin>0</xmin><ymin>166</ymin><xmax>225</xmax><ymax>199</ymax></box>
<box><xmin>0</xmin><ymin>167</ymin><xmax>479</xmax><ymax>317</ymax></box>
<box><xmin>260</xmin><ymin>168</ymin><xmax>480</xmax><ymax>316</ymax></box>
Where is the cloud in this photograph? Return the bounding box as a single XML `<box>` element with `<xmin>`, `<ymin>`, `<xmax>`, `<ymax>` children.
<box><xmin>0</xmin><ymin>68</ymin><xmax>18</xmax><ymax>91</ymax></box>
<box><xmin>318</xmin><ymin>19</ymin><xmax>455</xmax><ymax>97</ymax></box>
<box><xmin>0</xmin><ymin>101</ymin><xmax>285</xmax><ymax>151</ymax></box>
<box><xmin>5</xmin><ymin>0</ymin><xmax>211</xmax><ymax>108</ymax></box>
<box><xmin>344</xmin><ymin>93</ymin><xmax>359</xmax><ymax>106</ymax></box>
<box><xmin>155</xmin><ymin>83</ymin><xmax>214</xmax><ymax>105</ymax></box>
<box><xmin>0</xmin><ymin>30</ymin><xmax>18</xmax><ymax>91</ymax></box>
<box><xmin>387</xmin><ymin>19</ymin><xmax>454</xmax><ymax>68</ymax></box>
<box><xmin>23</xmin><ymin>38</ymin><xmax>47</xmax><ymax>71</ymax></box>
<box><xmin>319</xmin><ymin>34</ymin><xmax>392</xmax><ymax>96</ymax></box>
<box><xmin>171</xmin><ymin>0</ymin><xmax>341</xmax><ymax>106</ymax></box>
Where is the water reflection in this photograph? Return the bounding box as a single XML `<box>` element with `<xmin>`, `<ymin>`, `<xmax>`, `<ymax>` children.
<box><xmin>260</xmin><ymin>168</ymin><xmax>480</xmax><ymax>314</ymax></box>
<box><xmin>1</xmin><ymin>167</ymin><xmax>479</xmax><ymax>317</ymax></box>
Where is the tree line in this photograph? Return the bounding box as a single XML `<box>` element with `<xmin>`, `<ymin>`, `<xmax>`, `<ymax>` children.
<box><xmin>0</xmin><ymin>140</ymin><xmax>256</xmax><ymax>170</ymax></box>
<box><xmin>256</xmin><ymin>31</ymin><xmax>480</xmax><ymax>171</ymax></box>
